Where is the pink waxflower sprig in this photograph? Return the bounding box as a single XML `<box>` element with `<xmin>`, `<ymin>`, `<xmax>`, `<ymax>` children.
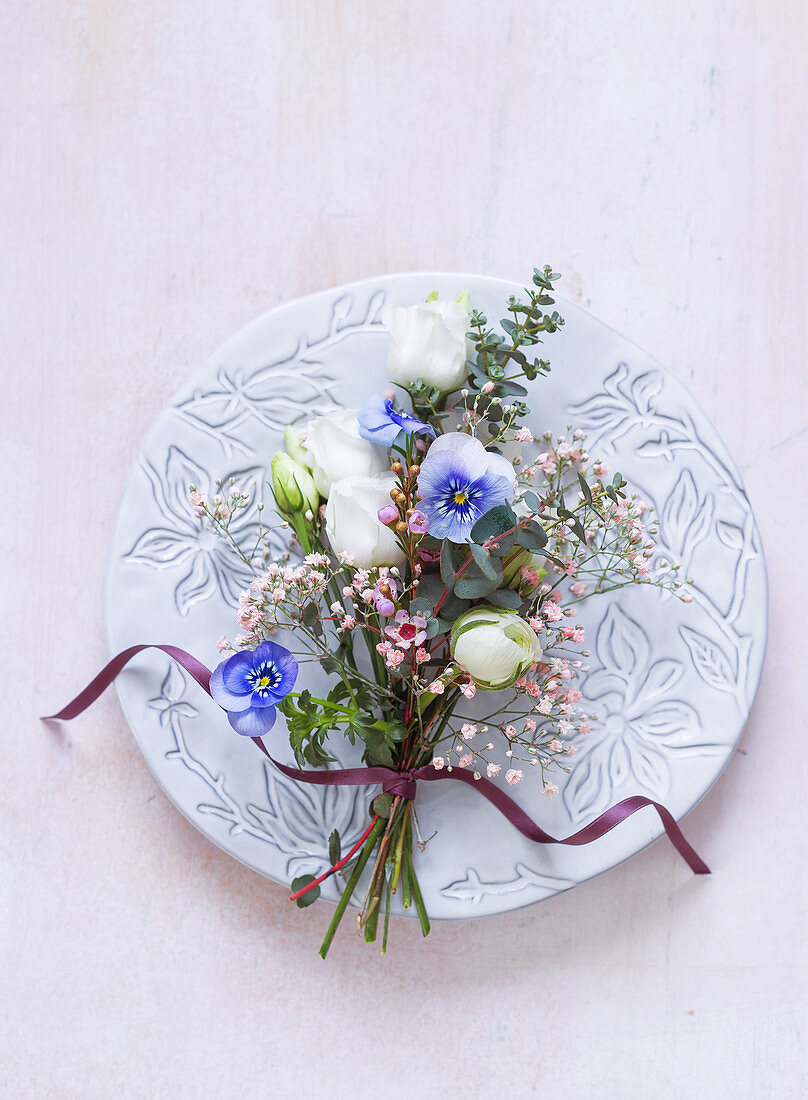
<box><xmin>517</xmin><ymin>431</ymin><xmax>693</xmax><ymax>609</ymax></box>
<box><xmin>431</xmin><ymin>615</ymin><xmax>591</xmax><ymax>788</ymax></box>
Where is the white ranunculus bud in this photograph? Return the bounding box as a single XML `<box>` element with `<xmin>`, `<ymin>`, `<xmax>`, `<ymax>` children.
<box><xmin>301</xmin><ymin>409</ymin><xmax>389</xmax><ymax>498</ymax></box>
<box><xmin>382</xmin><ymin>298</ymin><xmax>472</xmax><ymax>393</ymax></box>
<box><xmin>450</xmin><ymin>606</ymin><xmax>542</xmax><ymax>690</ymax></box>
<box><xmin>325</xmin><ymin>474</ymin><xmax>406</xmax><ymax>569</ymax></box>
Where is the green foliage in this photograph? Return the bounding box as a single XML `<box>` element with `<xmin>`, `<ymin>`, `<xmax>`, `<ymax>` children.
<box><xmin>279</xmin><ymin>673</ymin><xmax>400</xmax><ymax>768</ymax></box>
<box><xmin>291</xmin><ymin>875</ymin><xmax>321</xmax><ymax>907</ymax></box>
<box><xmin>464</xmin><ymin>266</ymin><xmax>564</xmax><ymax>431</ymax></box>
<box><xmin>453</xmin><ymin>555</ymin><xmax>503</xmax><ymax>599</ymax></box>
<box><xmin>486</xmin><ymin>587</ymin><xmax>523</xmax><ymax>609</ymax></box>
<box><xmin>515</xmin><ymin>520</ymin><xmax>547</xmax><ymax>551</ymax></box>
<box><xmin>279</xmin><ymin>691</ymin><xmax>335</xmax><ymax>767</ymax></box>
<box><xmin>372</xmin><ymin>792</ymin><xmax>394</xmax><ymax>819</ymax></box>
<box><xmin>470</xmin><ymin>503</ymin><xmax>517</xmax><ymax>546</ymax></box>
<box><xmin>440</xmin><ymin>539</ymin><xmax>457</xmax><ymax>589</ymax></box>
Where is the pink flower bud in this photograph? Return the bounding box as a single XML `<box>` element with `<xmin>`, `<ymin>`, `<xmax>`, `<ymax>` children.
<box><xmin>377</xmin><ymin>503</ymin><xmax>399</xmax><ymax>526</ymax></box>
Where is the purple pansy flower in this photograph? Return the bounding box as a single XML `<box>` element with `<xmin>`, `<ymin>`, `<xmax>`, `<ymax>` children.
<box><xmin>210</xmin><ymin>640</ymin><xmax>298</xmax><ymax>737</ymax></box>
<box><xmin>416</xmin><ymin>433</ymin><xmax>515</xmax><ymax>542</ymax></box>
<box><xmin>357</xmin><ymin>393</ymin><xmax>436</xmax><ymax>447</ymax></box>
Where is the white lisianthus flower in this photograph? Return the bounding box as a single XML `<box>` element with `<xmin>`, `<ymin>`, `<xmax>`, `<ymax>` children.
<box><xmin>382</xmin><ymin>297</ymin><xmax>472</xmax><ymax>393</ymax></box>
<box><xmin>300</xmin><ymin>409</ymin><xmax>389</xmax><ymax>497</ymax></box>
<box><xmin>325</xmin><ymin>474</ymin><xmax>406</xmax><ymax>569</ymax></box>
<box><xmin>450</xmin><ymin>606</ymin><xmax>542</xmax><ymax>690</ymax></box>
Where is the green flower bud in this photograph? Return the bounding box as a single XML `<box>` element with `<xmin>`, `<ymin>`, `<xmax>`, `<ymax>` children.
<box><xmin>501</xmin><ymin>547</ymin><xmax>546</xmax><ymax>594</ymax></box>
<box><xmin>270</xmin><ymin>452</ymin><xmax>320</xmax><ymax>518</ymax></box>
<box><xmin>450</xmin><ymin>606</ymin><xmax>542</xmax><ymax>691</ymax></box>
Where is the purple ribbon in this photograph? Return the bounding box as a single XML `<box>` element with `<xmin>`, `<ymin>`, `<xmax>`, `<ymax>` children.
<box><xmin>43</xmin><ymin>644</ymin><xmax>710</xmax><ymax>875</ymax></box>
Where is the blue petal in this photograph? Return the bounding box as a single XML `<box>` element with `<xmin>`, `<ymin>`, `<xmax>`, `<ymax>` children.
<box><xmin>357</xmin><ymin>393</ymin><xmax>401</xmax><ymax>446</ymax></box>
<box><xmin>252</xmin><ymin>640</ymin><xmax>299</xmax><ymax>701</ymax></box>
<box><xmin>427</xmin><ymin>507</ymin><xmax>474</xmax><ymax>542</ymax></box>
<box><xmin>227</xmin><ymin>704</ymin><xmax>278</xmax><ymax>737</ymax></box>
<box><xmin>221</xmin><ymin>650</ymin><xmax>257</xmax><ymax>693</ymax></box>
<box><xmin>358</xmin><ymin>393</ymin><xmax>434</xmax><ymax>446</ymax></box>
<box><xmin>389</xmin><ymin>406</ymin><xmax>436</xmax><ymax>439</ymax></box>
<box><xmin>472</xmin><ymin>471</ymin><xmax>515</xmax><ymax>516</ymax></box>
<box><xmin>247</xmin><ymin>688</ymin><xmax>277</xmax><ymax>709</ymax></box>
<box><xmin>209</xmin><ymin>659</ymin><xmax>254</xmax><ymax>712</ymax></box>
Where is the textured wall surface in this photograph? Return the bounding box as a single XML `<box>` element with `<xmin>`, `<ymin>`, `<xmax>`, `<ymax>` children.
<box><xmin>3</xmin><ymin>2</ymin><xmax>806</xmax><ymax>1097</ymax></box>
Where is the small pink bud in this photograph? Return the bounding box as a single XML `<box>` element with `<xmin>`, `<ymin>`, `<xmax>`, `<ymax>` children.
<box><xmin>377</xmin><ymin>503</ymin><xmax>399</xmax><ymax>526</ymax></box>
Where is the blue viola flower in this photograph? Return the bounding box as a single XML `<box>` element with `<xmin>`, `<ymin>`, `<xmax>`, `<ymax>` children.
<box><xmin>357</xmin><ymin>393</ymin><xmax>436</xmax><ymax>448</ymax></box>
<box><xmin>416</xmin><ymin>432</ymin><xmax>515</xmax><ymax>542</ymax></box>
<box><xmin>209</xmin><ymin>640</ymin><xmax>298</xmax><ymax>737</ymax></box>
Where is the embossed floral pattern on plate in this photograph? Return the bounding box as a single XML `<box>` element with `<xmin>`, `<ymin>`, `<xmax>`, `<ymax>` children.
<box><xmin>105</xmin><ymin>274</ymin><xmax>767</xmax><ymax>920</ymax></box>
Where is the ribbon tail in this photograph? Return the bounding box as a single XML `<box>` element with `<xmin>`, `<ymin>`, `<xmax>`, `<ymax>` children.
<box><xmin>420</xmin><ymin>768</ymin><xmax>710</xmax><ymax>875</ymax></box>
<box><xmin>42</xmin><ymin>644</ymin><xmax>213</xmax><ymax>720</ymax></box>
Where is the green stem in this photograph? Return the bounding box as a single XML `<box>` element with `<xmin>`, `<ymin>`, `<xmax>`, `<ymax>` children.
<box><xmin>318</xmin><ymin>816</ymin><xmax>385</xmax><ymax>960</ymax></box>
<box><xmin>400</xmin><ymin>821</ymin><xmax>413</xmax><ymax>910</ymax></box>
<box><xmin>363</xmin><ymin>894</ymin><xmax>381</xmax><ymax>943</ymax></box>
<box><xmin>407</xmin><ymin>848</ymin><xmax>431</xmax><ymax>938</ymax></box>
<box><xmin>381</xmin><ymin>876</ymin><xmax>392</xmax><ymax>954</ymax></box>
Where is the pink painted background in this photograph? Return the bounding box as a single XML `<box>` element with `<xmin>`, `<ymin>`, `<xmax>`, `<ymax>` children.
<box><xmin>4</xmin><ymin>2</ymin><xmax>806</xmax><ymax>1096</ymax></box>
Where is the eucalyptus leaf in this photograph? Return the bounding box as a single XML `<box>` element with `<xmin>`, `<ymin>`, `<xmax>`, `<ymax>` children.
<box><xmin>425</xmin><ymin>617</ymin><xmax>441</xmax><ymax>639</ymax></box>
<box><xmin>470</xmin><ymin>504</ymin><xmax>517</xmax><ymax>545</ymax></box>
<box><xmin>469</xmin><ymin>542</ymin><xmax>500</xmax><ymax>581</ymax></box>
<box><xmin>291</xmin><ymin>876</ymin><xmax>320</xmax><ymax>908</ymax></box>
<box><xmin>486</xmin><ymin>587</ymin><xmax>523</xmax><ymax>609</ymax></box>
<box><xmin>578</xmin><ymin>473</ymin><xmax>592</xmax><ymax>504</ymax></box>
<box><xmin>440</xmin><ymin>540</ymin><xmax>456</xmax><ymax>589</ymax></box>
<box><xmin>454</xmin><ymin>572</ymin><xmax>501</xmax><ymax>599</ymax></box>
<box><xmin>516</xmin><ymin>520</ymin><xmax>547</xmax><ymax>550</ymax></box>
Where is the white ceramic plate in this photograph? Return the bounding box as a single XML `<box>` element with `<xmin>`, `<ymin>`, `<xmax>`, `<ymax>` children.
<box><xmin>105</xmin><ymin>274</ymin><xmax>767</xmax><ymax>919</ymax></box>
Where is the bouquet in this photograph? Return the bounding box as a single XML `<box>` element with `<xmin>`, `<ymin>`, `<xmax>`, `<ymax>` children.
<box><xmin>174</xmin><ymin>267</ymin><xmax>698</xmax><ymax>955</ymax></box>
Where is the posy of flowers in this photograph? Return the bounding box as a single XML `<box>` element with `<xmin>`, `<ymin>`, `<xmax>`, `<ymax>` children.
<box><xmin>185</xmin><ymin>267</ymin><xmax>692</xmax><ymax>955</ymax></box>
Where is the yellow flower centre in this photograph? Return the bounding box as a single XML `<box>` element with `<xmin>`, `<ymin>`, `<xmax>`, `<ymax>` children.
<box><xmin>257</xmin><ymin>675</ymin><xmax>271</xmax><ymax>688</ymax></box>
<box><xmin>454</xmin><ymin>491</ymin><xmax>467</xmax><ymax>505</ymax></box>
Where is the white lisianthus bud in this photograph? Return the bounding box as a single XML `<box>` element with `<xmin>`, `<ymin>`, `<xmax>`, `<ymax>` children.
<box><xmin>270</xmin><ymin>453</ymin><xmax>320</xmax><ymax>518</ymax></box>
<box><xmin>300</xmin><ymin>409</ymin><xmax>388</xmax><ymax>497</ymax></box>
<box><xmin>325</xmin><ymin>474</ymin><xmax>407</xmax><ymax>570</ymax></box>
<box><xmin>284</xmin><ymin>424</ymin><xmax>311</xmax><ymax>468</ymax></box>
<box><xmin>450</xmin><ymin>606</ymin><xmax>542</xmax><ymax>690</ymax></box>
<box><xmin>382</xmin><ymin>297</ymin><xmax>472</xmax><ymax>393</ymax></box>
